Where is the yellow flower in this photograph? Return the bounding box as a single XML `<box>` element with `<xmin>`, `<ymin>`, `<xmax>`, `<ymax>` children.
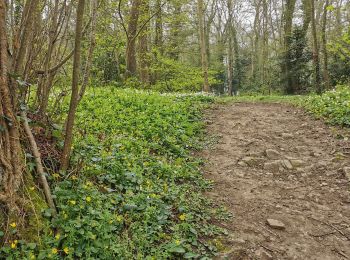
<box><xmin>55</xmin><ymin>234</ymin><xmax>60</xmax><ymax>240</ymax></box>
<box><xmin>116</xmin><ymin>215</ymin><xmax>123</xmax><ymax>222</ymax></box>
<box><xmin>86</xmin><ymin>196</ymin><xmax>92</xmax><ymax>202</ymax></box>
<box><xmin>11</xmin><ymin>242</ymin><xmax>16</xmax><ymax>249</ymax></box>
<box><xmin>71</xmin><ymin>175</ymin><xmax>78</xmax><ymax>180</ymax></box>
<box><xmin>63</xmin><ymin>247</ymin><xmax>69</xmax><ymax>254</ymax></box>
<box><xmin>69</xmin><ymin>200</ymin><xmax>76</xmax><ymax>205</ymax></box>
<box><xmin>175</xmin><ymin>240</ymin><xmax>181</xmax><ymax>245</ymax></box>
<box><xmin>10</xmin><ymin>222</ymin><xmax>16</xmax><ymax>228</ymax></box>
<box><xmin>179</xmin><ymin>214</ymin><xmax>186</xmax><ymax>221</ymax></box>
<box><xmin>29</xmin><ymin>186</ymin><xmax>35</xmax><ymax>191</ymax></box>
<box><xmin>29</xmin><ymin>253</ymin><xmax>36</xmax><ymax>259</ymax></box>
<box><xmin>51</xmin><ymin>248</ymin><xmax>58</xmax><ymax>254</ymax></box>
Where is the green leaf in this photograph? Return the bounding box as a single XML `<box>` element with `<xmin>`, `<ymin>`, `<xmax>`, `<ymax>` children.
<box><xmin>169</xmin><ymin>246</ymin><xmax>186</xmax><ymax>254</ymax></box>
<box><xmin>184</xmin><ymin>252</ymin><xmax>200</xmax><ymax>259</ymax></box>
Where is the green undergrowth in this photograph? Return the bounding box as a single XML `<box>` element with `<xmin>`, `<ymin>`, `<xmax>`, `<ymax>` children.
<box><xmin>1</xmin><ymin>89</ymin><xmax>229</xmax><ymax>259</ymax></box>
<box><xmin>304</xmin><ymin>85</ymin><xmax>350</xmax><ymax>126</ymax></box>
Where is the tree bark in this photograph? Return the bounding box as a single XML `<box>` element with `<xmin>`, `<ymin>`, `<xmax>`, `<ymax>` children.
<box><xmin>154</xmin><ymin>0</ymin><xmax>163</xmax><ymax>51</ymax></box>
<box><xmin>139</xmin><ymin>0</ymin><xmax>150</xmax><ymax>85</ymax></box>
<box><xmin>311</xmin><ymin>0</ymin><xmax>322</xmax><ymax>94</ymax></box>
<box><xmin>321</xmin><ymin>0</ymin><xmax>330</xmax><ymax>89</ymax></box>
<box><xmin>125</xmin><ymin>0</ymin><xmax>141</xmax><ymax>79</ymax></box>
<box><xmin>197</xmin><ymin>0</ymin><xmax>210</xmax><ymax>92</ymax></box>
<box><xmin>60</xmin><ymin>0</ymin><xmax>85</xmax><ymax>171</ymax></box>
<box><xmin>282</xmin><ymin>0</ymin><xmax>297</xmax><ymax>94</ymax></box>
<box><xmin>38</xmin><ymin>0</ymin><xmax>60</xmax><ymax>116</ymax></box>
<box><xmin>227</xmin><ymin>0</ymin><xmax>234</xmax><ymax>96</ymax></box>
<box><xmin>79</xmin><ymin>0</ymin><xmax>98</xmax><ymax>101</ymax></box>
<box><xmin>0</xmin><ymin>0</ymin><xmax>23</xmax><ymax>209</ymax></box>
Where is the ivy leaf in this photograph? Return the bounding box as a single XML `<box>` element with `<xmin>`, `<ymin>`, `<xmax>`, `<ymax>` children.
<box><xmin>184</xmin><ymin>252</ymin><xmax>199</xmax><ymax>259</ymax></box>
<box><xmin>169</xmin><ymin>246</ymin><xmax>186</xmax><ymax>254</ymax></box>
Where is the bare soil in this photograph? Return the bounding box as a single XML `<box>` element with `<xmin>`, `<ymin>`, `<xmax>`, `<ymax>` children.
<box><xmin>202</xmin><ymin>102</ymin><xmax>350</xmax><ymax>260</ymax></box>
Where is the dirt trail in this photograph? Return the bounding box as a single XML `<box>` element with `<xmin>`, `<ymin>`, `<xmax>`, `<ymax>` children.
<box><xmin>202</xmin><ymin>102</ymin><xmax>350</xmax><ymax>260</ymax></box>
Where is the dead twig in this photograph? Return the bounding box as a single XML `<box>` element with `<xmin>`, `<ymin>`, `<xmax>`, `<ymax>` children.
<box><xmin>21</xmin><ymin>111</ymin><xmax>57</xmax><ymax>216</ymax></box>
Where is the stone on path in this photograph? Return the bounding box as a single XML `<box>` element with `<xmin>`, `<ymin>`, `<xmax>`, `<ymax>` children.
<box><xmin>282</xmin><ymin>133</ymin><xmax>294</xmax><ymax>138</ymax></box>
<box><xmin>282</xmin><ymin>160</ymin><xmax>293</xmax><ymax>170</ymax></box>
<box><xmin>241</xmin><ymin>157</ymin><xmax>264</xmax><ymax>167</ymax></box>
<box><xmin>344</xmin><ymin>167</ymin><xmax>350</xmax><ymax>181</ymax></box>
<box><xmin>265</xmin><ymin>149</ymin><xmax>280</xmax><ymax>159</ymax></box>
<box><xmin>290</xmin><ymin>159</ymin><xmax>305</xmax><ymax>167</ymax></box>
<box><xmin>266</xmin><ymin>219</ymin><xmax>286</xmax><ymax>230</ymax></box>
<box><xmin>264</xmin><ymin>161</ymin><xmax>281</xmax><ymax>172</ymax></box>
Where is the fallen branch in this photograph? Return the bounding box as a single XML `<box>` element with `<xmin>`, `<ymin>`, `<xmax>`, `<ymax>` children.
<box><xmin>21</xmin><ymin>111</ymin><xmax>57</xmax><ymax>216</ymax></box>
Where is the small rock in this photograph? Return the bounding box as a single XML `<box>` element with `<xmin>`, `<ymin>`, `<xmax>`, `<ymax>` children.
<box><xmin>230</xmin><ymin>238</ymin><xmax>246</xmax><ymax>245</ymax></box>
<box><xmin>241</xmin><ymin>157</ymin><xmax>264</xmax><ymax>167</ymax></box>
<box><xmin>264</xmin><ymin>161</ymin><xmax>282</xmax><ymax>172</ymax></box>
<box><xmin>237</xmin><ymin>161</ymin><xmax>247</xmax><ymax>167</ymax></box>
<box><xmin>255</xmin><ymin>248</ymin><xmax>273</xmax><ymax>259</ymax></box>
<box><xmin>266</xmin><ymin>218</ymin><xmax>286</xmax><ymax>230</ymax></box>
<box><xmin>343</xmin><ymin>167</ymin><xmax>350</xmax><ymax>181</ymax></box>
<box><xmin>282</xmin><ymin>160</ymin><xmax>293</xmax><ymax>170</ymax></box>
<box><xmin>282</xmin><ymin>133</ymin><xmax>294</xmax><ymax>138</ymax></box>
<box><xmin>290</xmin><ymin>159</ymin><xmax>305</xmax><ymax>167</ymax></box>
<box><xmin>265</xmin><ymin>149</ymin><xmax>280</xmax><ymax>159</ymax></box>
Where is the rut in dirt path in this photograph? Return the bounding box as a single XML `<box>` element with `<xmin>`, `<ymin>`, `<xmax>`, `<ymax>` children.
<box><xmin>202</xmin><ymin>102</ymin><xmax>350</xmax><ymax>260</ymax></box>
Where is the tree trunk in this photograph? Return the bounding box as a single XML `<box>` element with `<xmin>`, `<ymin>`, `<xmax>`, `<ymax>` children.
<box><xmin>282</xmin><ymin>0</ymin><xmax>297</xmax><ymax>94</ymax></box>
<box><xmin>262</xmin><ymin>0</ymin><xmax>269</xmax><ymax>90</ymax></box>
<box><xmin>125</xmin><ymin>0</ymin><xmax>141</xmax><ymax>79</ymax></box>
<box><xmin>60</xmin><ymin>0</ymin><xmax>85</xmax><ymax>171</ymax></box>
<box><xmin>0</xmin><ymin>0</ymin><xmax>23</xmax><ymax>210</ymax></box>
<box><xmin>38</xmin><ymin>0</ymin><xmax>60</xmax><ymax>116</ymax></box>
<box><xmin>321</xmin><ymin>0</ymin><xmax>330</xmax><ymax>89</ymax></box>
<box><xmin>232</xmin><ymin>20</ymin><xmax>241</xmax><ymax>94</ymax></box>
<box><xmin>197</xmin><ymin>0</ymin><xmax>210</xmax><ymax>92</ymax></box>
<box><xmin>79</xmin><ymin>0</ymin><xmax>98</xmax><ymax>101</ymax></box>
<box><xmin>227</xmin><ymin>0</ymin><xmax>234</xmax><ymax>96</ymax></box>
<box><xmin>154</xmin><ymin>0</ymin><xmax>163</xmax><ymax>52</ymax></box>
<box><xmin>139</xmin><ymin>0</ymin><xmax>150</xmax><ymax>86</ymax></box>
<box><xmin>311</xmin><ymin>0</ymin><xmax>322</xmax><ymax>94</ymax></box>
<box><xmin>169</xmin><ymin>2</ymin><xmax>182</xmax><ymax>60</ymax></box>
<box><xmin>253</xmin><ymin>0</ymin><xmax>261</xmax><ymax>82</ymax></box>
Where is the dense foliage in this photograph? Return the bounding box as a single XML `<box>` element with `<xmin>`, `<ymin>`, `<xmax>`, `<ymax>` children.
<box><xmin>1</xmin><ymin>89</ymin><xmax>229</xmax><ymax>259</ymax></box>
<box><xmin>305</xmin><ymin>86</ymin><xmax>350</xmax><ymax>126</ymax></box>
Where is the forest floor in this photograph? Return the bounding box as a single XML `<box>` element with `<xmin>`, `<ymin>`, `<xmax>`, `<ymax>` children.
<box><xmin>201</xmin><ymin>102</ymin><xmax>350</xmax><ymax>260</ymax></box>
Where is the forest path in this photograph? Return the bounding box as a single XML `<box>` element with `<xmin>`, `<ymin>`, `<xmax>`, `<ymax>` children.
<box><xmin>201</xmin><ymin>102</ymin><xmax>350</xmax><ymax>260</ymax></box>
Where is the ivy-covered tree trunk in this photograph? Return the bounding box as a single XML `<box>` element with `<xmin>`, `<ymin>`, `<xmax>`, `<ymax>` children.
<box><xmin>282</xmin><ymin>0</ymin><xmax>296</xmax><ymax>94</ymax></box>
<box><xmin>0</xmin><ymin>0</ymin><xmax>23</xmax><ymax>210</ymax></box>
